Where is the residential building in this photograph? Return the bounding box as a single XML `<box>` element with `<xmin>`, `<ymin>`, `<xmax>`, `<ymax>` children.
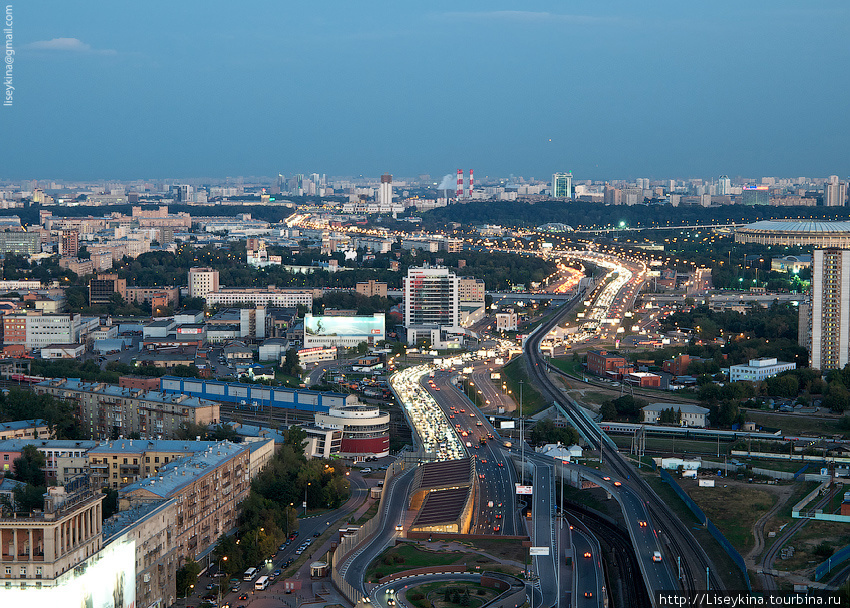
<box><xmin>0</xmin><ymin>477</ymin><xmax>104</xmax><ymax>589</ymax></box>
<box><xmin>377</xmin><ymin>173</ymin><xmax>393</xmax><ymax>210</ymax></box>
<box><xmin>59</xmin><ymin>230</ymin><xmax>79</xmax><ymax>257</ymax></box>
<box><xmin>125</xmin><ymin>285</ymin><xmax>180</xmax><ymax>308</ymax></box>
<box><xmin>88</xmin><ymin>273</ymin><xmax>127</xmax><ymax>305</ymax></box>
<box><xmin>297</xmin><ymin>346</ymin><xmax>338</xmax><ymax>367</ymax></box>
<box><xmin>662</xmin><ymin>354</ymin><xmax>696</xmax><ymax>376</ymax></box>
<box><xmin>642</xmin><ymin>403</ymin><xmax>709</xmax><ymax>428</ymax></box>
<box><xmin>34</xmin><ymin>379</ymin><xmax>220</xmax><ymax>441</ymax></box>
<box><xmin>58</xmin><ymin>256</ymin><xmax>93</xmax><ymax>276</ymax></box>
<box><xmin>187</xmin><ymin>267</ymin><xmax>219</xmax><ymax>299</ymax></box>
<box><xmin>824</xmin><ymin>175</ymin><xmax>848</xmax><ymax>207</ymax></box>
<box><xmin>88</xmin><ymin>439</ymin><xmax>219</xmax><ymax>489</ymax></box>
<box><xmin>302</xmin><ymin>424</ymin><xmax>343</xmax><ymax>459</ymax></box>
<box><xmin>809</xmin><ymin>249</ymin><xmax>850</xmax><ymax>370</ymax></box>
<box><xmin>729</xmin><ymin>357</ymin><xmax>796</xmax><ymax>383</ymax></box>
<box><xmin>458</xmin><ymin>276</ymin><xmax>485</xmax><ymax>304</ymax></box>
<box><xmin>0</xmin><ymin>419</ymin><xmax>51</xmax><ymax>441</ymax></box>
<box><xmin>495</xmin><ymin>311</ymin><xmax>518</xmax><ymax>332</ymax></box>
<box><xmin>403</xmin><ymin>265</ymin><xmax>461</xmax><ymax>346</ymax></box>
<box><xmin>118</xmin><ymin>441</ymin><xmax>250</xmax><ymax>567</ymax></box>
<box><xmin>355</xmin><ymin>280</ymin><xmax>388</xmax><ymax>298</ymax></box>
<box><xmin>552</xmin><ymin>172</ymin><xmax>573</xmax><ymax>198</ymax></box>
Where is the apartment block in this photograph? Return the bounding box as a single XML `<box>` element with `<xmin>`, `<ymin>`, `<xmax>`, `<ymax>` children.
<box><xmin>119</xmin><ymin>441</ymin><xmax>250</xmax><ymax>566</ymax></box>
<box><xmin>88</xmin><ymin>273</ymin><xmax>127</xmax><ymax>305</ymax></box>
<box><xmin>34</xmin><ymin>379</ymin><xmax>220</xmax><ymax>441</ymax></box>
<box><xmin>87</xmin><ymin>439</ymin><xmax>220</xmax><ymax>489</ymax></box>
<box><xmin>355</xmin><ymin>280</ymin><xmax>388</xmax><ymax>298</ymax></box>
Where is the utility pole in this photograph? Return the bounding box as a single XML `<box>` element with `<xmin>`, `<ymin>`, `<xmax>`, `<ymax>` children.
<box><xmin>520</xmin><ymin>381</ymin><xmax>525</xmax><ymax>486</ymax></box>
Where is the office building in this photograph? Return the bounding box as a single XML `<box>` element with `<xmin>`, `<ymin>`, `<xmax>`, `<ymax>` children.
<box><xmin>355</xmin><ymin>280</ymin><xmax>388</xmax><ymax>298</ymax></box>
<box><xmin>642</xmin><ymin>403</ymin><xmax>709</xmax><ymax>427</ymax></box>
<box><xmin>809</xmin><ymin>249</ymin><xmax>850</xmax><ymax>370</ymax></box>
<box><xmin>314</xmin><ymin>404</ymin><xmax>390</xmax><ymax>460</ymax></box>
<box><xmin>552</xmin><ymin>173</ymin><xmax>573</xmax><ymax>199</ymax></box>
<box><xmin>741</xmin><ymin>186</ymin><xmax>770</xmax><ymax>206</ymax></box>
<box><xmin>205</xmin><ymin>288</ymin><xmax>312</xmax><ymax>308</ymax></box>
<box><xmin>88</xmin><ymin>273</ymin><xmax>127</xmax><ymax>305</ymax></box>
<box><xmin>187</xmin><ymin>267</ymin><xmax>219</xmax><ymax>299</ymax></box>
<box><xmin>0</xmin><ymin>230</ymin><xmax>39</xmax><ymax>256</ymax></box>
<box><xmin>403</xmin><ymin>265</ymin><xmax>461</xmax><ymax>346</ymax></box>
<box><xmin>824</xmin><ymin>175</ymin><xmax>848</xmax><ymax>207</ymax></box>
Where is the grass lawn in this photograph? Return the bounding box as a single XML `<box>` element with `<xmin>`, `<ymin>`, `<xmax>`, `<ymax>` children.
<box><xmin>559</xmin><ymin>482</ymin><xmax>615</xmax><ymax>517</ymax></box>
<box><xmin>760</xmin><ymin>481</ymin><xmax>819</xmax><ymax>558</ymax></box>
<box><xmin>610</xmin><ymin>435</ymin><xmax>735</xmax><ymax>457</ymax></box>
<box><xmin>501</xmin><ymin>356</ymin><xmax>548</xmax><ymax>416</ymax></box>
<box><xmin>466</xmin><ymin>538</ymin><xmax>527</xmax><ymax>564</ymax></box>
<box><xmin>353</xmin><ymin>500</ymin><xmax>380</xmax><ymax>525</ymax></box>
<box><xmin>405</xmin><ymin>581</ymin><xmax>499</xmax><ymax>608</ymax></box>
<box><xmin>549</xmin><ymin>357</ymin><xmax>583</xmax><ymax>377</ymax></box>
<box><xmin>683</xmin><ymin>481</ymin><xmax>777</xmax><ymax>555</ymax></box>
<box><xmin>737</xmin><ymin>458</ymin><xmax>809</xmax><ymax>474</ymax></box>
<box><xmin>744</xmin><ymin>411</ymin><xmax>841</xmax><ymax>438</ymax></box>
<box><xmin>644</xmin><ymin>475</ymin><xmax>749</xmax><ymax>591</ymax></box>
<box><xmin>779</xmin><ymin>519</ymin><xmax>850</xmax><ymax>573</ymax></box>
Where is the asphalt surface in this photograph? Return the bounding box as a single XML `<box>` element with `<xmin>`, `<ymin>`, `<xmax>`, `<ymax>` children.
<box><xmin>570</xmin><ymin>523</ymin><xmax>603</xmax><ymax>608</ymax></box>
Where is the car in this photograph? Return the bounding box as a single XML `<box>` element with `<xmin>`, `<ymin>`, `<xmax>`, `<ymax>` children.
<box><xmin>203</xmin><ymin>594</ymin><xmax>217</xmax><ymax>602</ymax></box>
<box><xmin>603</xmin><ymin>476</ymin><xmax>611</xmax><ymax>481</ymax></box>
<box><xmin>387</xmin><ymin>599</ymin><xmax>396</xmax><ymax>606</ymax></box>
<box><xmin>239</xmin><ymin>594</ymin><xmax>249</xmax><ymax>601</ymax></box>
<box><xmin>639</xmin><ymin>520</ymin><xmax>647</xmax><ymax>528</ymax></box>
<box><xmin>435</xmin><ymin>387</ymin><xmax>440</xmax><ymax>390</ymax></box>
<box><xmin>213</xmin><ymin>572</ymin><xmax>227</xmax><ymax>578</ymax></box>
<box><xmin>206</xmin><ymin>583</ymin><xmax>218</xmax><ymax>590</ymax></box>
<box><xmin>493</xmin><ymin>525</ymin><xmax>500</xmax><ymax>532</ymax></box>
<box><xmin>449</xmin><ymin>414</ymin><xmax>455</xmax><ymax>418</ymax></box>
<box><xmin>273</xmin><ymin>569</ymin><xmax>281</xmax><ymax>577</ymax></box>
<box><xmin>479</xmin><ymin>474</ymin><xmax>485</xmax><ymax>479</ymax></box>
<box><xmin>652</xmin><ymin>551</ymin><xmax>662</xmax><ymax>562</ymax></box>
<box><xmin>495</xmin><ymin>513</ymin><xmax>501</xmax><ymax>519</ymax></box>
<box><xmin>497</xmin><ymin>502</ymin><xmax>502</xmax><ymax>508</ymax></box>
<box><xmin>296</xmin><ymin>548</ymin><xmax>304</xmax><ymax>555</ymax></box>
<box><xmin>280</xmin><ymin>544</ymin><xmax>287</xmax><ymax>550</ymax></box>
<box><xmin>470</xmin><ymin>413</ymin><xmax>475</xmax><ymax>417</ymax></box>
<box><xmin>584</xmin><ymin>552</ymin><xmax>591</xmax><ymax>558</ymax></box>
<box><xmin>585</xmin><ymin>592</ymin><xmax>593</xmax><ymax>598</ymax></box>
<box><xmin>230</xmin><ymin>586</ymin><xmax>240</xmax><ymax>593</ymax></box>
<box><xmin>395</xmin><ymin>524</ymin><xmax>403</xmax><ymax>531</ymax></box>
<box><xmin>614</xmin><ymin>481</ymin><xmax>622</xmax><ymax>487</ymax></box>
<box><xmin>480</xmin><ymin>459</ymin><xmax>487</xmax><ymax>464</ymax></box>
<box><xmin>497</xmin><ymin>462</ymin><xmax>504</xmax><ymax>467</ymax></box>
<box><xmin>313</xmin><ymin>531</ymin><xmax>321</xmax><ymax>537</ymax></box>
<box><xmin>460</xmin><ymin>409</ymin><xmax>465</xmax><ymax>413</ymax></box>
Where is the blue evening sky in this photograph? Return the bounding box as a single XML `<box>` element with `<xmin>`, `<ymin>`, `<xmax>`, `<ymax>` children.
<box><xmin>2</xmin><ymin>1</ymin><xmax>848</xmax><ymax>181</ymax></box>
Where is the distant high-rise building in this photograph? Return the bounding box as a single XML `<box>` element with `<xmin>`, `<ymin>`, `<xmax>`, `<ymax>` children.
<box><xmin>824</xmin><ymin>175</ymin><xmax>847</xmax><ymax>207</ymax></box>
<box><xmin>742</xmin><ymin>186</ymin><xmax>769</xmax><ymax>206</ymax></box>
<box><xmin>172</xmin><ymin>184</ymin><xmax>192</xmax><ymax>202</ymax></box>
<box><xmin>809</xmin><ymin>249</ymin><xmax>850</xmax><ymax>370</ymax></box>
<box><xmin>603</xmin><ymin>183</ymin><xmax>622</xmax><ymax>205</ymax></box>
<box><xmin>60</xmin><ymin>229</ymin><xmax>79</xmax><ymax>257</ymax></box>
<box><xmin>552</xmin><ymin>173</ymin><xmax>573</xmax><ymax>199</ymax></box>
<box><xmin>378</xmin><ymin>174</ymin><xmax>393</xmax><ymax>209</ymax></box>
<box><xmin>718</xmin><ymin>175</ymin><xmax>731</xmax><ymax>196</ymax></box>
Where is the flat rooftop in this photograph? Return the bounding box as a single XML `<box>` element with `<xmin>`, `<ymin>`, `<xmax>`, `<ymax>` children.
<box><xmin>419</xmin><ymin>457</ymin><xmax>471</xmax><ymax>489</ymax></box>
<box><xmin>415</xmin><ymin>487</ymin><xmax>470</xmax><ymax>526</ymax></box>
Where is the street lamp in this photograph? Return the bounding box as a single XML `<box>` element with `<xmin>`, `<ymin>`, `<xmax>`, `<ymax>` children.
<box><xmin>217</xmin><ymin>556</ymin><xmax>227</xmax><ymax>606</ymax></box>
<box><xmin>304</xmin><ymin>482</ymin><xmax>311</xmax><ymax>515</ymax></box>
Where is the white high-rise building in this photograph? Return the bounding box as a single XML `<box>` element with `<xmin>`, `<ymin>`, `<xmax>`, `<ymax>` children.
<box><xmin>378</xmin><ymin>173</ymin><xmax>393</xmax><ymax>210</ymax></box>
<box><xmin>809</xmin><ymin>249</ymin><xmax>850</xmax><ymax>370</ymax></box>
<box><xmin>824</xmin><ymin>175</ymin><xmax>847</xmax><ymax>207</ymax></box>
<box><xmin>718</xmin><ymin>175</ymin><xmax>731</xmax><ymax>196</ymax></box>
<box><xmin>187</xmin><ymin>267</ymin><xmax>219</xmax><ymax>299</ymax></box>
<box><xmin>552</xmin><ymin>173</ymin><xmax>572</xmax><ymax>199</ymax></box>
<box><xmin>403</xmin><ymin>265</ymin><xmax>460</xmax><ymax>346</ymax></box>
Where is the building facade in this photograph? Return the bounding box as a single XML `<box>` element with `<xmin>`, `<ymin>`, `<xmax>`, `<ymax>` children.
<box><xmin>403</xmin><ymin>265</ymin><xmax>460</xmax><ymax>346</ymax></box>
<box><xmin>313</xmin><ymin>404</ymin><xmax>390</xmax><ymax>460</ymax></box>
<box><xmin>809</xmin><ymin>248</ymin><xmax>850</xmax><ymax>370</ymax></box>
<box><xmin>729</xmin><ymin>357</ymin><xmax>796</xmax><ymax>382</ymax></box>
<box><xmin>187</xmin><ymin>267</ymin><xmax>219</xmax><ymax>299</ymax></box>
<box><xmin>552</xmin><ymin>172</ymin><xmax>573</xmax><ymax>199</ymax></box>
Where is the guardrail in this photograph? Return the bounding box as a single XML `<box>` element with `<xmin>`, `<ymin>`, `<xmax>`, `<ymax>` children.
<box><xmin>815</xmin><ymin>544</ymin><xmax>850</xmax><ymax>581</ymax></box>
<box><xmin>331</xmin><ymin>459</ymin><xmax>407</xmax><ymax>604</ymax></box>
<box><xmin>657</xmin><ymin>469</ymin><xmax>751</xmax><ymax>591</ymax></box>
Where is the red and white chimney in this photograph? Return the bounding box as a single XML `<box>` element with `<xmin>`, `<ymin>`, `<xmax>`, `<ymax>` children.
<box><xmin>468</xmin><ymin>169</ymin><xmax>474</xmax><ymax>198</ymax></box>
<box><xmin>456</xmin><ymin>170</ymin><xmax>463</xmax><ymax>199</ymax></box>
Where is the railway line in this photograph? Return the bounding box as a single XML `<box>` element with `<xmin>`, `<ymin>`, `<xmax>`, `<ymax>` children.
<box><xmin>523</xmin><ymin>274</ymin><xmax>728</xmax><ymax>592</ymax></box>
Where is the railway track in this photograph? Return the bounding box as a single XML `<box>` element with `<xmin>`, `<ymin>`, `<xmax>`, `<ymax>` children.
<box><xmin>523</xmin><ymin>282</ymin><xmax>727</xmax><ymax>592</ymax></box>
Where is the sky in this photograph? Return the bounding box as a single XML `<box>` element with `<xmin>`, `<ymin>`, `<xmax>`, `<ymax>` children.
<box><xmin>1</xmin><ymin>1</ymin><xmax>848</xmax><ymax>182</ymax></box>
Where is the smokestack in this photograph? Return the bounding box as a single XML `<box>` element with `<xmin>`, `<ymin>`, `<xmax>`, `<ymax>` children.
<box><xmin>456</xmin><ymin>170</ymin><xmax>463</xmax><ymax>199</ymax></box>
<box><xmin>468</xmin><ymin>169</ymin><xmax>474</xmax><ymax>198</ymax></box>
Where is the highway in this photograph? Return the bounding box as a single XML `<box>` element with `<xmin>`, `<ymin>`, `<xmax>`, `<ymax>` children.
<box><xmin>522</xmin><ymin>254</ymin><xmax>727</xmax><ymax>597</ymax></box>
<box><xmin>528</xmin><ymin>457</ymin><xmax>559</xmax><ymax>608</ymax></box>
<box><xmin>426</xmin><ymin>371</ymin><xmax>521</xmax><ymax>536</ymax></box>
<box><xmin>569</xmin><ymin>519</ymin><xmax>604</xmax><ymax>608</ymax></box>
<box><xmin>340</xmin><ymin>467</ymin><xmax>418</xmax><ymax>596</ymax></box>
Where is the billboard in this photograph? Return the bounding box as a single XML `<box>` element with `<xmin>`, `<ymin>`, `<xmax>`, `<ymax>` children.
<box><xmin>529</xmin><ymin>547</ymin><xmax>550</xmax><ymax>556</ymax></box>
<box><xmin>304</xmin><ymin>314</ymin><xmax>385</xmax><ymax>339</ymax></box>
<box><xmin>0</xmin><ymin>533</ymin><xmax>136</xmax><ymax>607</ymax></box>
<box><xmin>500</xmin><ymin>420</ymin><xmax>515</xmax><ymax>429</ymax></box>
<box><xmin>515</xmin><ymin>484</ymin><xmax>533</xmax><ymax>495</ymax></box>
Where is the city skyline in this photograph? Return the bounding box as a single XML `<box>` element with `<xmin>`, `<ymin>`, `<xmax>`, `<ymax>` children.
<box><xmin>2</xmin><ymin>1</ymin><xmax>848</xmax><ymax>180</ymax></box>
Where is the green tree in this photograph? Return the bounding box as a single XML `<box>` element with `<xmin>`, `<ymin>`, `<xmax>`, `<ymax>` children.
<box><xmin>285</xmin><ymin>425</ymin><xmax>308</xmax><ymax>457</ymax></box>
<box><xmin>176</xmin><ymin>558</ymin><xmax>202</xmax><ymax>599</ymax></box>
<box><xmin>13</xmin><ymin>445</ymin><xmax>46</xmax><ymax>486</ymax></box>
<box><xmin>13</xmin><ymin>484</ymin><xmax>45</xmax><ymax>512</ymax></box>
<box><xmin>600</xmin><ymin>400</ymin><xmax>617</xmax><ymax>421</ymax></box>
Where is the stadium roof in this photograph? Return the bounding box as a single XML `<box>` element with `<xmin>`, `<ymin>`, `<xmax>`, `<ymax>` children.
<box><xmin>738</xmin><ymin>220</ymin><xmax>850</xmax><ymax>233</ymax></box>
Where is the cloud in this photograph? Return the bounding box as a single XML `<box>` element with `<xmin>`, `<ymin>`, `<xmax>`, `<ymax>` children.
<box><xmin>438</xmin><ymin>11</ymin><xmax>609</xmax><ymax>25</ymax></box>
<box><xmin>23</xmin><ymin>38</ymin><xmax>116</xmax><ymax>55</ymax></box>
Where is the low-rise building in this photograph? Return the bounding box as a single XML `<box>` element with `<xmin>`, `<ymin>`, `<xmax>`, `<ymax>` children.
<box><xmin>0</xmin><ymin>419</ymin><xmax>51</xmax><ymax>441</ymax></box>
<box><xmin>205</xmin><ymin>288</ymin><xmax>312</xmax><ymax>308</ymax></box>
<box><xmin>314</xmin><ymin>404</ymin><xmax>390</xmax><ymax>460</ymax></box>
<box><xmin>642</xmin><ymin>403</ymin><xmax>709</xmax><ymax>428</ymax></box>
<box><xmin>729</xmin><ymin>357</ymin><xmax>796</xmax><ymax>383</ymax></box>
<box><xmin>40</xmin><ymin>343</ymin><xmax>86</xmax><ymax>359</ymax></box>
<box><xmin>495</xmin><ymin>311</ymin><xmax>518</xmax><ymax>332</ymax></box>
<box><xmin>297</xmin><ymin>346</ymin><xmax>338</xmax><ymax>367</ymax></box>
<box><xmin>355</xmin><ymin>280</ymin><xmax>388</xmax><ymax>298</ymax></box>
<box><xmin>586</xmin><ymin>350</ymin><xmax>633</xmax><ymax>379</ymax></box>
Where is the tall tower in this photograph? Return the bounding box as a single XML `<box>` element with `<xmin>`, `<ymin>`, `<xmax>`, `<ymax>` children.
<box><xmin>824</xmin><ymin>175</ymin><xmax>847</xmax><ymax>207</ymax></box>
<box><xmin>468</xmin><ymin>170</ymin><xmax>474</xmax><ymax>198</ymax></box>
<box><xmin>456</xmin><ymin>170</ymin><xmax>463</xmax><ymax>199</ymax></box>
<box><xmin>378</xmin><ymin>173</ymin><xmax>393</xmax><ymax>209</ymax></box>
<box><xmin>810</xmin><ymin>249</ymin><xmax>850</xmax><ymax>370</ymax></box>
<box><xmin>552</xmin><ymin>173</ymin><xmax>573</xmax><ymax>199</ymax></box>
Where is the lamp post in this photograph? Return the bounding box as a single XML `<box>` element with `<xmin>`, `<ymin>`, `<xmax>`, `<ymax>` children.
<box><xmin>217</xmin><ymin>556</ymin><xmax>227</xmax><ymax>606</ymax></box>
<box><xmin>304</xmin><ymin>482</ymin><xmax>311</xmax><ymax>515</ymax></box>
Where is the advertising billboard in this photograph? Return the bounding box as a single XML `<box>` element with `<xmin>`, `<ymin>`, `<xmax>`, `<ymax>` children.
<box><xmin>515</xmin><ymin>484</ymin><xmax>533</xmax><ymax>495</ymax></box>
<box><xmin>0</xmin><ymin>533</ymin><xmax>136</xmax><ymax>607</ymax></box>
<box><xmin>304</xmin><ymin>313</ymin><xmax>385</xmax><ymax>347</ymax></box>
<box><xmin>500</xmin><ymin>420</ymin><xmax>515</xmax><ymax>429</ymax></box>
